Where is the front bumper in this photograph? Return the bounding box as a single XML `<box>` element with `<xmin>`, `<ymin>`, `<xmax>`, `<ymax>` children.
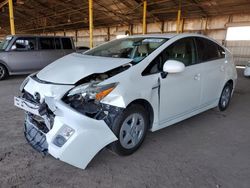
<box><xmin>244</xmin><ymin>66</ymin><xmax>250</xmax><ymax>77</ymax></box>
<box><xmin>14</xmin><ymin>80</ymin><xmax>118</xmax><ymax>169</ymax></box>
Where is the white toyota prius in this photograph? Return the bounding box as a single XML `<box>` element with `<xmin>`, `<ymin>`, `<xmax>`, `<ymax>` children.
<box><xmin>15</xmin><ymin>33</ymin><xmax>237</xmax><ymax>169</ymax></box>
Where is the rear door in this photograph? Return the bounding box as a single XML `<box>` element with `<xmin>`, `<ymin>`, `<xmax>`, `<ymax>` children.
<box><xmin>195</xmin><ymin>37</ymin><xmax>226</xmax><ymax>106</ymax></box>
<box><xmin>7</xmin><ymin>37</ymin><xmax>42</xmax><ymax>72</ymax></box>
<box><xmin>38</xmin><ymin>37</ymin><xmax>65</xmax><ymax>69</ymax></box>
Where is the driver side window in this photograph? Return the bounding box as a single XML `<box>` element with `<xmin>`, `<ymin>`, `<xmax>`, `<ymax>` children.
<box><xmin>11</xmin><ymin>37</ymin><xmax>36</xmax><ymax>51</ymax></box>
<box><xmin>142</xmin><ymin>37</ymin><xmax>196</xmax><ymax>76</ymax></box>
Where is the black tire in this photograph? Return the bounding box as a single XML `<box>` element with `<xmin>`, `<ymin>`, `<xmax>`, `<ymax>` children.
<box><xmin>218</xmin><ymin>83</ymin><xmax>233</xmax><ymax>111</ymax></box>
<box><xmin>0</xmin><ymin>64</ymin><xmax>8</xmax><ymax>80</ymax></box>
<box><xmin>110</xmin><ymin>104</ymin><xmax>149</xmax><ymax>156</ymax></box>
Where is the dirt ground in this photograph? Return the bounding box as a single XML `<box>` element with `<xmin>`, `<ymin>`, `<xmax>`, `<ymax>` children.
<box><xmin>0</xmin><ymin>69</ymin><xmax>249</xmax><ymax>188</ymax></box>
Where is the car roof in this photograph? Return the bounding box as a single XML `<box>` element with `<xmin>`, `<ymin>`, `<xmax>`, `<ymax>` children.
<box><xmin>129</xmin><ymin>33</ymin><xmax>177</xmax><ymax>39</ymax></box>
<box><xmin>126</xmin><ymin>33</ymin><xmax>210</xmax><ymax>39</ymax></box>
<box><xmin>6</xmin><ymin>35</ymin><xmax>72</xmax><ymax>38</ymax></box>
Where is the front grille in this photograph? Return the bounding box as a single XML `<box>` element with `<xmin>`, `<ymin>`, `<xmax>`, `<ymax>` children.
<box><xmin>30</xmin><ymin>114</ymin><xmax>49</xmax><ymax>133</ymax></box>
<box><xmin>22</xmin><ymin>91</ymin><xmax>55</xmax><ymax>132</ymax></box>
<box><xmin>23</xmin><ymin>91</ymin><xmax>39</xmax><ymax>104</ymax></box>
<box><xmin>24</xmin><ymin>114</ymin><xmax>48</xmax><ymax>153</ymax></box>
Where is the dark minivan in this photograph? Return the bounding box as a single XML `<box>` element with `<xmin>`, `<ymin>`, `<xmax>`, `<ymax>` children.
<box><xmin>0</xmin><ymin>35</ymin><xmax>75</xmax><ymax>80</ymax></box>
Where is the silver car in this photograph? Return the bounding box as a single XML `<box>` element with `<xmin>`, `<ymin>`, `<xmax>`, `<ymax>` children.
<box><xmin>0</xmin><ymin>35</ymin><xmax>75</xmax><ymax>80</ymax></box>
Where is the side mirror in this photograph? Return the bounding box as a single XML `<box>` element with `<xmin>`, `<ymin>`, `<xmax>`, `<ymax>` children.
<box><xmin>163</xmin><ymin>60</ymin><xmax>185</xmax><ymax>73</ymax></box>
<box><xmin>11</xmin><ymin>44</ymin><xmax>17</xmax><ymax>51</ymax></box>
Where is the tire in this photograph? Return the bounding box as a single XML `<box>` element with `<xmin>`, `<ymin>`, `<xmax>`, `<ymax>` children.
<box><xmin>218</xmin><ymin>83</ymin><xmax>233</xmax><ymax>111</ymax></box>
<box><xmin>110</xmin><ymin>104</ymin><xmax>149</xmax><ymax>156</ymax></box>
<box><xmin>0</xmin><ymin>64</ymin><xmax>8</xmax><ymax>80</ymax></box>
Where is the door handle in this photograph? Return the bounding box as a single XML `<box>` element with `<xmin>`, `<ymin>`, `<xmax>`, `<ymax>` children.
<box><xmin>194</xmin><ymin>73</ymin><xmax>201</xmax><ymax>80</ymax></box>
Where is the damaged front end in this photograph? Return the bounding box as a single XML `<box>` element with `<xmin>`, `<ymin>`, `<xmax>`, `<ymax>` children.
<box><xmin>62</xmin><ymin>81</ymin><xmax>123</xmax><ymax>128</ymax></box>
<box><xmin>14</xmin><ymin>68</ymin><xmax>127</xmax><ymax>169</ymax></box>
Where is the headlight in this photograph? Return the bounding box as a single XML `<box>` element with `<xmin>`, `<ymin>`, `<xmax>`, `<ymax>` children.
<box><xmin>68</xmin><ymin>82</ymin><xmax>118</xmax><ymax>101</ymax></box>
<box><xmin>53</xmin><ymin>126</ymin><xmax>75</xmax><ymax>147</ymax></box>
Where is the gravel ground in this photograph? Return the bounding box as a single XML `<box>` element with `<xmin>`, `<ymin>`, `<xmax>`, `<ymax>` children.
<box><xmin>0</xmin><ymin>69</ymin><xmax>249</xmax><ymax>188</ymax></box>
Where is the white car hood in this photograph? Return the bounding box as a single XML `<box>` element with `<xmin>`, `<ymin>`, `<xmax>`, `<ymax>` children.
<box><xmin>37</xmin><ymin>53</ymin><xmax>132</xmax><ymax>84</ymax></box>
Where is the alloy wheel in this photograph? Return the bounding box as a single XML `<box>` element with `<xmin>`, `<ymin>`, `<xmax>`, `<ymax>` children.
<box><xmin>119</xmin><ymin>113</ymin><xmax>145</xmax><ymax>149</ymax></box>
<box><xmin>220</xmin><ymin>86</ymin><xmax>231</xmax><ymax>108</ymax></box>
<box><xmin>0</xmin><ymin>66</ymin><xmax>5</xmax><ymax>80</ymax></box>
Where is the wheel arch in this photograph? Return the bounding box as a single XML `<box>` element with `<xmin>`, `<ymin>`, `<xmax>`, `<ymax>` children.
<box><xmin>127</xmin><ymin>99</ymin><xmax>154</xmax><ymax>130</ymax></box>
<box><xmin>226</xmin><ymin>79</ymin><xmax>234</xmax><ymax>87</ymax></box>
<box><xmin>0</xmin><ymin>61</ymin><xmax>10</xmax><ymax>75</ymax></box>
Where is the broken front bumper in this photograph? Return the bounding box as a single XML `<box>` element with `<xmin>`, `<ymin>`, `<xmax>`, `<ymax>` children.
<box><xmin>24</xmin><ymin>114</ymin><xmax>48</xmax><ymax>153</ymax></box>
<box><xmin>14</xmin><ymin>92</ymin><xmax>118</xmax><ymax>169</ymax></box>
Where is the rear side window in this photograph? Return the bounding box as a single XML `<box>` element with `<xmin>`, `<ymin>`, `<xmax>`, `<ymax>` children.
<box><xmin>12</xmin><ymin>38</ymin><xmax>36</xmax><ymax>51</ymax></box>
<box><xmin>195</xmin><ymin>37</ymin><xmax>225</xmax><ymax>62</ymax></box>
<box><xmin>62</xmin><ymin>38</ymin><xmax>73</xmax><ymax>49</ymax></box>
<box><xmin>39</xmin><ymin>38</ymin><xmax>55</xmax><ymax>50</ymax></box>
<box><xmin>55</xmin><ymin>38</ymin><xmax>61</xmax><ymax>49</ymax></box>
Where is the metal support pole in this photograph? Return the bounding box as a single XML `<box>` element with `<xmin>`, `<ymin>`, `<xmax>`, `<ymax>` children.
<box><xmin>89</xmin><ymin>0</ymin><xmax>93</xmax><ymax>48</ymax></box>
<box><xmin>8</xmin><ymin>0</ymin><xmax>15</xmax><ymax>35</ymax></box>
<box><xmin>142</xmin><ymin>0</ymin><xmax>147</xmax><ymax>35</ymax></box>
<box><xmin>180</xmin><ymin>18</ymin><xmax>184</xmax><ymax>33</ymax></box>
<box><xmin>176</xmin><ymin>9</ymin><xmax>181</xmax><ymax>33</ymax></box>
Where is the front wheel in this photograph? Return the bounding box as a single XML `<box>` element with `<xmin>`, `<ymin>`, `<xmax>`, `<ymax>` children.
<box><xmin>0</xmin><ymin>64</ymin><xmax>8</xmax><ymax>80</ymax></box>
<box><xmin>110</xmin><ymin>105</ymin><xmax>149</xmax><ymax>156</ymax></box>
<box><xmin>218</xmin><ymin>83</ymin><xmax>233</xmax><ymax>111</ymax></box>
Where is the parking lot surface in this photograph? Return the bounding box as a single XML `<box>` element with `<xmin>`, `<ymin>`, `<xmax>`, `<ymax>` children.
<box><xmin>0</xmin><ymin>69</ymin><xmax>249</xmax><ymax>188</ymax></box>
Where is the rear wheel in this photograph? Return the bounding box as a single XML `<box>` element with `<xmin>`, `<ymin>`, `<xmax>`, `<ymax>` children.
<box><xmin>218</xmin><ymin>83</ymin><xmax>233</xmax><ymax>111</ymax></box>
<box><xmin>110</xmin><ymin>105</ymin><xmax>149</xmax><ymax>155</ymax></box>
<box><xmin>0</xmin><ymin>64</ymin><xmax>8</xmax><ymax>80</ymax></box>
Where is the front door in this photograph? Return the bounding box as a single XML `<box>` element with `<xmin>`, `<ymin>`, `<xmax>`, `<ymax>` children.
<box><xmin>159</xmin><ymin>37</ymin><xmax>202</xmax><ymax>125</ymax></box>
<box><xmin>7</xmin><ymin>37</ymin><xmax>42</xmax><ymax>73</ymax></box>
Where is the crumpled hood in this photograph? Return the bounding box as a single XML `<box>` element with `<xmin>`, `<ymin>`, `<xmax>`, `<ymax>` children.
<box><xmin>37</xmin><ymin>53</ymin><xmax>132</xmax><ymax>84</ymax></box>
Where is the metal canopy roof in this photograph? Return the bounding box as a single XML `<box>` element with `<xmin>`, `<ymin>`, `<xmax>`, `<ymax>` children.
<box><xmin>0</xmin><ymin>0</ymin><xmax>250</xmax><ymax>35</ymax></box>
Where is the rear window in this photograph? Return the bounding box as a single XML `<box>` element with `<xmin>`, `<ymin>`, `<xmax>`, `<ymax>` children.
<box><xmin>62</xmin><ymin>38</ymin><xmax>73</xmax><ymax>49</ymax></box>
<box><xmin>55</xmin><ymin>38</ymin><xmax>61</xmax><ymax>49</ymax></box>
<box><xmin>195</xmin><ymin>37</ymin><xmax>225</xmax><ymax>62</ymax></box>
<box><xmin>39</xmin><ymin>38</ymin><xmax>55</xmax><ymax>50</ymax></box>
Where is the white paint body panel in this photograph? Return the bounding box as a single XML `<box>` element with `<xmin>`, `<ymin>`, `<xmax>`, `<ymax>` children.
<box><xmin>15</xmin><ymin>33</ymin><xmax>237</xmax><ymax>169</ymax></box>
<box><xmin>37</xmin><ymin>53</ymin><xmax>133</xmax><ymax>84</ymax></box>
<box><xmin>244</xmin><ymin>65</ymin><xmax>250</xmax><ymax>76</ymax></box>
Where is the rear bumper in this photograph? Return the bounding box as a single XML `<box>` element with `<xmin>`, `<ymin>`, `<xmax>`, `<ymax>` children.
<box><xmin>15</xmin><ymin>96</ymin><xmax>118</xmax><ymax>169</ymax></box>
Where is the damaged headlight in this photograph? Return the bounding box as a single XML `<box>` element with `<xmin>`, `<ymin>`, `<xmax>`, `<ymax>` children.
<box><xmin>68</xmin><ymin>82</ymin><xmax>118</xmax><ymax>101</ymax></box>
<box><xmin>63</xmin><ymin>82</ymin><xmax>119</xmax><ymax>121</ymax></box>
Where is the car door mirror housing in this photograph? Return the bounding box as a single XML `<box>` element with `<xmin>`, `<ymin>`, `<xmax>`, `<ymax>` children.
<box><xmin>163</xmin><ymin>60</ymin><xmax>185</xmax><ymax>73</ymax></box>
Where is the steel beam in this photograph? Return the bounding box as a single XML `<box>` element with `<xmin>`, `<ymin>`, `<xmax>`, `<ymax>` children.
<box><xmin>8</xmin><ymin>0</ymin><xmax>15</xmax><ymax>35</ymax></box>
<box><xmin>89</xmin><ymin>0</ymin><xmax>93</xmax><ymax>48</ymax></box>
<box><xmin>142</xmin><ymin>0</ymin><xmax>147</xmax><ymax>34</ymax></box>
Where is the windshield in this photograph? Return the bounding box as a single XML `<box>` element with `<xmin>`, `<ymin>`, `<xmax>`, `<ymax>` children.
<box><xmin>0</xmin><ymin>36</ymin><xmax>12</xmax><ymax>51</ymax></box>
<box><xmin>85</xmin><ymin>37</ymin><xmax>168</xmax><ymax>63</ymax></box>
